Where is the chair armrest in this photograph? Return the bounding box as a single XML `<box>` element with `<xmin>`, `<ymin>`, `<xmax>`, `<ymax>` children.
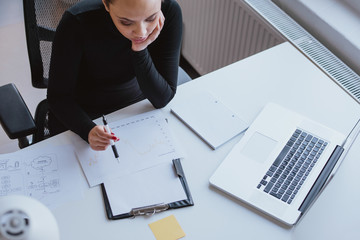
<box><xmin>0</xmin><ymin>83</ymin><xmax>37</xmax><ymax>139</ymax></box>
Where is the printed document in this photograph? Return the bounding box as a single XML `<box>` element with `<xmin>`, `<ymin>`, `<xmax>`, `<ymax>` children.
<box><xmin>74</xmin><ymin>109</ymin><xmax>184</xmax><ymax>187</ymax></box>
<box><xmin>0</xmin><ymin>144</ymin><xmax>85</xmax><ymax>209</ymax></box>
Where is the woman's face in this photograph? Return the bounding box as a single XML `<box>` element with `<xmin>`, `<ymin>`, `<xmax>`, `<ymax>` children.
<box><xmin>103</xmin><ymin>0</ymin><xmax>162</xmax><ymax>44</ymax></box>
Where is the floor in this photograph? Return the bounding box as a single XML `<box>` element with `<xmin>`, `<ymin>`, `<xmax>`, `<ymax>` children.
<box><xmin>0</xmin><ymin>0</ymin><xmax>199</xmax><ymax>154</ymax></box>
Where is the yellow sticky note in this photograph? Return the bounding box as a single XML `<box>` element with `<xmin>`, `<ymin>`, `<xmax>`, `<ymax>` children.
<box><xmin>149</xmin><ymin>215</ymin><xmax>185</xmax><ymax>240</ymax></box>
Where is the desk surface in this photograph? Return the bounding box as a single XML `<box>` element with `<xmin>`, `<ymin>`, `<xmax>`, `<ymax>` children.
<box><xmin>37</xmin><ymin>42</ymin><xmax>360</xmax><ymax>239</ymax></box>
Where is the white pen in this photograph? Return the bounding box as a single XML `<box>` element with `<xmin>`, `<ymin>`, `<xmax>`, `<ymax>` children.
<box><xmin>102</xmin><ymin>115</ymin><xmax>120</xmax><ymax>163</ymax></box>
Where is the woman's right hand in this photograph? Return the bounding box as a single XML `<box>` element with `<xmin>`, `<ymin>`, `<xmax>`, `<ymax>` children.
<box><xmin>88</xmin><ymin>125</ymin><xmax>119</xmax><ymax>151</ymax></box>
<box><xmin>131</xmin><ymin>11</ymin><xmax>165</xmax><ymax>52</ymax></box>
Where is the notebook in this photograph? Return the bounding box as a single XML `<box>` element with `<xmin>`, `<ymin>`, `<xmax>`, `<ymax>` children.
<box><xmin>170</xmin><ymin>91</ymin><xmax>248</xmax><ymax>149</ymax></box>
<box><xmin>209</xmin><ymin>102</ymin><xmax>346</xmax><ymax>225</ymax></box>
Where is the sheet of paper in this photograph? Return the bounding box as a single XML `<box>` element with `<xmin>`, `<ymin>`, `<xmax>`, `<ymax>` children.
<box><xmin>0</xmin><ymin>144</ymin><xmax>85</xmax><ymax>209</ymax></box>
<box><xmin>75</xmin><ymin>109</ymin><xmax>184</xmax><ymax>187</ymax></box>
<box><xmin>149</xmin><ymin>215</ymin><xmax>185</xmax><ymax>240</ymax></box>
<box><xmin>103</xmin><ymin>161</ymin><xmax>187</xmax><ymax>215</ymax></box>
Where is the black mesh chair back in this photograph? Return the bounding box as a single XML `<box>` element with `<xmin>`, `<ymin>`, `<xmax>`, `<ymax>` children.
<box><xmin>23</xmin><ymin>0</ymin><xmax>81</xmax><ymax>89</ymax></box>
<box><xmin>20</xmin><ymin>0</ymin><xmax>81</xmax><ymax>145</ymax></box>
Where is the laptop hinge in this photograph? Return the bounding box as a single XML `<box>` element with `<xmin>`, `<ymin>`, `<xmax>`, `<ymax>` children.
<box><xmin>298</xmin><ymin>145</ymin><xmax>344</xmax><ymax>213</ymax></box>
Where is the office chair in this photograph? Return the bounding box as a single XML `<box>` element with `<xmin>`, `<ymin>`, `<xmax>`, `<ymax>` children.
<box><xmin>0</xmin><ymin>0</ymin><xmax>192</xmax><ymax>149</ymax></box>
<box><xmin>0</xmin><ymin>0</ymin><xmax>81</xmax><ymax>149</ymax></box>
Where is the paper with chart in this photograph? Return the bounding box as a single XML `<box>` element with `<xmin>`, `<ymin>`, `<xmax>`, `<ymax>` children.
<box><xmin>0</xmin><ymin>144</ymin><xmax>85</xmax><ymax>209</ymax></box>
<box><xmin>75</xmin><ymin>109</ymin><xmax>184</xmax><ymax>187</ymax></box>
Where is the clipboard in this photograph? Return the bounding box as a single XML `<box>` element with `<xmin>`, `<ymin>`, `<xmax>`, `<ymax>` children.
<box><xmin>101</xmin><ymin>158</ymin><xmax>194</xmax><ymax>220</ymax></box>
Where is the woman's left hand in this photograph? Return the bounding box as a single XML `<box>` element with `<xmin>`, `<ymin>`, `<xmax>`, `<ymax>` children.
<box><xmin>131</xmin><ymin>11</ymin><xmax>165</xmax><ymax>52</ymax></box>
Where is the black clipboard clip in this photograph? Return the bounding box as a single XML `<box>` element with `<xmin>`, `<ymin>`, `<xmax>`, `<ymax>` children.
<box><xmin>101</xmin><ymin>158</ymin><xmax>194</xmax><ymax>220</ymax></box>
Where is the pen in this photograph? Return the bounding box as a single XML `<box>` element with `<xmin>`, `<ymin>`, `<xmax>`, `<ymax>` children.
<box><xmin>102</xmin><ymin>115</ymin><xmax>120</xmax><ymax>163</ymax></box>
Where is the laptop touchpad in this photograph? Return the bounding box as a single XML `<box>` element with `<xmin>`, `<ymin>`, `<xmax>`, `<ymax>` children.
<box><xmin>241</xmin><ymin>132</ymin><xmax>278</xmax><ymax>164</ymax></box>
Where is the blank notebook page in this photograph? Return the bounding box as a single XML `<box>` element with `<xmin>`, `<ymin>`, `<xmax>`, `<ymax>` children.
<box><xmin>171</xmin><ymin>91</ymin><xmax>248</xmax><ymax>149</ymax></box>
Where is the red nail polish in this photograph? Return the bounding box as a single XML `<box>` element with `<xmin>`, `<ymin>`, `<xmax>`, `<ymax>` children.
<box><xmin>112</xmin><ymin>136</ymin><xmax>117</xmax><ymax>140</ymax></box>
<box><xmin>111</xmin><ymin>132</ymin><xmax>115</xmax><ymax>135</ymax></box>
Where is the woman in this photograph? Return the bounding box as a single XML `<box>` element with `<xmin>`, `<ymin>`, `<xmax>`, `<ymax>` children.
<box><xmin>47</xmin><ymin>0</ymin><xmax>182</xmax><ymax>151</ymax></box>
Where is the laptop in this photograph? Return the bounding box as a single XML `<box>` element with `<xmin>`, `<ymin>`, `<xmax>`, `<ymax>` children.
<box><xmin>209</xmin><ymin>102</ymin><xmax>347</xmax><ymax>225</ymax></box>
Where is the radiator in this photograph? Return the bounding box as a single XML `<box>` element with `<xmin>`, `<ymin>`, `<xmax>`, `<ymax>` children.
<box><xmin>177</xmin><ymin>0</ymin><xmax>285</xmax><ymax>75</ymax></box>
<box><xmin>245</xmin><ymin>0</ymin><xmax>360</xmax><ymax>103</ymax></box>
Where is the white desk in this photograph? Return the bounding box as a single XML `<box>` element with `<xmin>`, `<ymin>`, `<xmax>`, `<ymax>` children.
<box><xmin>36</xmin><ymin>42</ymin><xmax>360</xmax><ymax>239</ymax></box>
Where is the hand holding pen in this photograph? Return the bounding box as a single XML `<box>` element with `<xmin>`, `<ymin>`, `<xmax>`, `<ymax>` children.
<box><xmin>87</xmin><ymin>117</ymin><xmax>120</xmax><ymax>163</ymax></box>
<box><xmin>102</xmin><ymin>115</ymin><xmax>120</xmax><ymax>163</ymax></box>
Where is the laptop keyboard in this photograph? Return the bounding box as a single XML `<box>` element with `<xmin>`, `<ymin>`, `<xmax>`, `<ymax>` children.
<box><xmin>257</xmin><ymin>129</ymin><xmax>328</xmax><ymax>204</ymax></box>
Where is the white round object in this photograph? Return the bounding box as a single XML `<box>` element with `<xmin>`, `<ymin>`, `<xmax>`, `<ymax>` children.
<box><xmin>0</xmin><ymin>195</ymin><xmax>60</xmax><ymax>240</ymax></box>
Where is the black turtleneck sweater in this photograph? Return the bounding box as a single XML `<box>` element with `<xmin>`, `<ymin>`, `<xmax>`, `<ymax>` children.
<box><xmin>47</xmin><ymin>0</ymin><xmax>182</xmax><ymax>141</ymax></box>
